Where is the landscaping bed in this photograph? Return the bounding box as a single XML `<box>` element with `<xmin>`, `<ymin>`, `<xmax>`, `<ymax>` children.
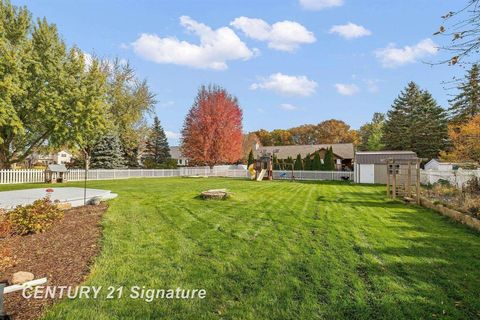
<box><xmin>0</xmin><ymin>203</ymin><xmax>108</xmax><ymax>320</ymax></box>
<box><xmin>421</xmin><ymin>179</ymin><xmax>480</xmax><ymax>219</ymax></box>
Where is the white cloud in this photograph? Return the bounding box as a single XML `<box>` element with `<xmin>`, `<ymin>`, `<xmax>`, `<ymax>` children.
<box><xmin>329</xmin><ymin>23</ymin><xmax>371</xmax><ymax>39</ymax></box>
<box><xmin>375</xmin><ymin>38</ymin><xmax>438</xmax><ymax>68</ymax></box>
<box><xmin>299</xmin><ymin>0</ymin><xmax>344</xmax><ymax>10</ymax></box>
<box><xmin>335</xmin><ymin>83</ymin><xmax>360</xmax><ymax>96</ymax></box>
<box><xmin>251</xmin><ymin>73</ymin><xmax>317</xmax><ymax>96</ymax></box>
<box><xmin>231</xmin><ymin>17</ymin><xmax>315</xmax><ymax>52</ymax></box>
<box><xmin>165</xmin><ymin>131</ymin><xmax>181</xmax><ymax>140</ymax></box>
<box><xmin>131</xmin><ymin>16</ymin><xmax>254</xmax><ymax>70</ymax></box>
<box><xmin>278</xmin><ymin>103</ymin><xmax>298</xmax><ymax>111</ymax></box>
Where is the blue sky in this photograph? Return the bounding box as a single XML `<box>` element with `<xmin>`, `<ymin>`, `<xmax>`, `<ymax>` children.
<box><xmin>14</xmin><ymin>0</ymin><xmax>465</xmax><ymax>145</ymax></box>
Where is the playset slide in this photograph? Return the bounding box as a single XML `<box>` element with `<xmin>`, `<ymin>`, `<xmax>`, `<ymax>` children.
<box><xmin>256</xmin><ymin>169</ymin><xmax>267</xmax><ymax>181</ymax></box>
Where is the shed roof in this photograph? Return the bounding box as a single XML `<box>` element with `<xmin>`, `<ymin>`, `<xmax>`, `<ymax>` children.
<box><xmin>355</xmin><ymin>151</ymin><xmax>417</xmax><ymax>164</ymax></box>
<box><xmin>253</xmin><ymin>143</ymin><xmax>355</xmax><ymax>160</ymax></box>
<box><xmin>46</xmin><ymin>164</ymin><xmax>68</xmax><ymax>172</ymax></box>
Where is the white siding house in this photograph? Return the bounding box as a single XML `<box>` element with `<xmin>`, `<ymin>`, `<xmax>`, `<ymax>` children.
<box><xmin>169</xmin><ymin>146</ymin><xmax>189</xmax><ymax>166</ymax></box>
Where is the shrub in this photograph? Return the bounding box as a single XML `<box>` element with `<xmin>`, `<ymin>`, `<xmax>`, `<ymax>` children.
<box><xmin>7</xmin><ymin>197</ymin><xmax>64</xmax><ymax>235</ymax></box>
<box><xmin>463</xmin><ymin>195</ymin><xmax>480</xmax><ymax>218</ymax></box>
<box><xmin>464</xmin><ymin>176</ymin><xmax>480</xmax><ymax>195</ymax></box>
<box><xmin>0</xmin><ymin>211</ymin><xmax>12</xmax><ymax>238</ymax></box>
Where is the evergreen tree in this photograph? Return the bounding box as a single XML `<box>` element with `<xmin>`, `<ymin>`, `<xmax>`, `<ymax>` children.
<box><xmin>277</xmin><ymin>158</ymin><xmax>284</xmax><ymax>170</ymax></box>
<box><xmin>304</xmin><ymin>153</ymin><xmax>312</xmax><ymax>170</ymax></box>
<box><xmin>383</xmin><ymin>82</ymin><xmax>422</xmax><ymax>151</ymax></box>
<box><xmin>324</xmin><ymin>147</ymin><xmax>336</xmax><ymax>171</ymax></box>
<box><xmin>312</xmin><ymin>152</ymin><xmax>322</xmax><ymax>170</ymax></box>
<box><xmin>294</xmin><ymin>154</ymin><xmax>303</xmax><ymax>170</ymax></box>
<box><xmin>143</xmin><ymin>116</ymin><xmax>170</xmax><ymax>168</ymax></box>
<box><xmin>247</xmin><ymin>150</ymin><xmax>255</xmax><ymax>167</ymax></box>
<box><xmin>383</xmin><ymin>82</ymin><xmax>448</xmax><ymax>158</ymax></box>
<box><xmin>411</xmin><ymin>91</ymin><xmax>449</xmax><ymax>159</ymax></box>
<box><xmin>273</xmin><ymin>155</ymin><xmax>281</xmax><ymax>170</ymax></box>
<box><xmin>449</xmin><ymin>64</ymin><xmax>480</xmax><ymax>123</ymax></box>
<box><xmin>91</xmin><ymin>134</ymin><xmax>125</xmax><ymax>169</ymax></box>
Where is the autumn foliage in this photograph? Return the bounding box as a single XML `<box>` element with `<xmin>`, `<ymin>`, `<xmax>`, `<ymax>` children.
<box><xmin>181</xmin><ymin>86</ymin><xmax>243</xmax><ymax>167</ymax></box>
<box><xmin>441</xmin><ymin>115</ymin><xmax>480</xmax><ymax>163</ymax></box>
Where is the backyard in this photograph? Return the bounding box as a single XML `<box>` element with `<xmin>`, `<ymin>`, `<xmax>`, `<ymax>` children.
<box><xmin>2</xmin><ymin>178</ymin><xmax>479</xmax><ymax>319</ymax></box>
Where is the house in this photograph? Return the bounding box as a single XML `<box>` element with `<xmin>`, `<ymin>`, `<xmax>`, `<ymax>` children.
<box><xmin>169</xmin><ymin>146</ymin><xmax>189</xmax><ymax>166</ymax></box>
<box><xmin>253</xmin><ymin>143</ymin><xmax>355</xmax><ymax>170</ymax></box>
<box><xmin>354</xmin><ymin>151</ymin><xmax>418</xmax><ymax>184</ymax></box>
<box><xmin>424</xmin><ymin>159</ymin><xmax>478</xmax><ymax>171</ymax></box>
<box><xmin>26</xmin><ymin>150</ymin><xmax>73</xmax><ymax>167</ymax></box>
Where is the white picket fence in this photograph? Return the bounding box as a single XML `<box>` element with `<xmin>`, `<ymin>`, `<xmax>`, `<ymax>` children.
<box><xmin>273</xmin><ymin>170</ymin><xmax>354</xmax><ymax>181</ymax></box>
<box><xmin>420</xmin><ymin>169</ymin><xmax>480</xmax><ymax>189</ymax></box>
<box><xmin>0</xmin><ymin>167</ymin><xmax>354</xmax><ymax>184</ymax></box>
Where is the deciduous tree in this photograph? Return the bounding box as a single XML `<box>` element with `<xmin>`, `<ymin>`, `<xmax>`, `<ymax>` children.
<box><xmin>181</xmin><ymin>85</ymin><xmax>243</xmax><ymax>167</ymax></box>
<box><xmin>441</xmin><ymin>115</ymin><xmax>480</xmax><ymax>163</ymax></box>
<box><xmin>359</xmin><ymin>113</ymin><xmax>386</xmax><ymax>151</ymax></box>
<box><xmin>0</xmin><ymin>1</ymin><xmax>109</xmax><ymax>168</ymax></box>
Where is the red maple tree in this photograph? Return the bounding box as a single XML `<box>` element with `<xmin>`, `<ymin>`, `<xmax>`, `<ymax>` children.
<box><xmin>181</xmin><ymin>85</ymin><xmax>243</xmax><ymax>167</ymax></box>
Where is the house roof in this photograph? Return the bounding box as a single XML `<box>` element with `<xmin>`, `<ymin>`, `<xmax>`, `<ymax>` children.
<box><xmin>169</xmin><ymin>146</ymin><xmax>186</xmax><ymax>159</ymax></box>
<box><xmin>355</xmin><ymin>151</ymin><xmax>418</xmax><ymax>164</ymax></box>
<box><xmin>253</xmin><ymin>143</ymin><xmax>355</xmax><ymax>160</ymax></box>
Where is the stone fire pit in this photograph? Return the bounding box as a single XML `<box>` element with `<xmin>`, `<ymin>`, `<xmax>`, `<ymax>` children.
<box><xmin>200</xmin><ymin>189</ymin><xmax>229</xmax><ymax>200</ymax></box>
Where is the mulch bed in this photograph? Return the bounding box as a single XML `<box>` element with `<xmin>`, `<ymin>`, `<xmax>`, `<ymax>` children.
<box><xmin>0</xmin><ymin>203</ymin><xmax>108</xmax><ymax>320</ymax></box>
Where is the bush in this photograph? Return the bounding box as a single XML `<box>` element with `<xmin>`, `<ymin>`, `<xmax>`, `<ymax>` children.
<box><xmin>7</xmin><ymin>197</ymin><xmax>64</xmax><ymax>235</ymax></box>
<box><xmin>0</xmin><ymin>211</ymin><xmax>12</xmax><ymax>238</ymax></box>
<box><xmin>464</xmin><ymin>176</ymin><xmax>480</xmax><ymax>195</ymax></box>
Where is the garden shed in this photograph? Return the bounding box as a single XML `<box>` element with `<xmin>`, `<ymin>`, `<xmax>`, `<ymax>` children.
<box><xmin>354</xmin><ymin>151</ymin><xmax>418</xmax><ymax>184</ymax></box>
<box><xmin>45</xmin><ymin>164</ymin><xmax>68</xmax><ymax>183</ymax></box>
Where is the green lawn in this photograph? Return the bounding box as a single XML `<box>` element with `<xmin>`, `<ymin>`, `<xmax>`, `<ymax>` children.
<box><xmin>3</xmin><ymin>178</ymin><xmax>480</xmax><ymax>319</ymax></box>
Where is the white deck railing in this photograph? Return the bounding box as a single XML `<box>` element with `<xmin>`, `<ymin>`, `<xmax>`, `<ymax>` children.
<box><xmin>0</xmin><ymin>167</ymin><xmax>355</xmax><ymax>184</ymax></box>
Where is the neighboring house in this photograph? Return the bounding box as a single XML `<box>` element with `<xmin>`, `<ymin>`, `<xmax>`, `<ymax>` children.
<box><xmin>169</xmin><ymin>146</ymin><xmax>189</xmax><ymax>167</ymax></box>
<box><xmin>354</xmin><ymin>151</ymin><xmax>418</xmax><ymax>184</ymax></box>
<box><xmin>26</xmin><ymin>150</ymin><xmax>73</xmax><ymax>167</ymax></box>
<box><xmin>424</xmin><ymin>159</ymin><xmax>478</xmax><ymax>171</ymax></box>
<box><xmin>253</xmin><ymin>143</ymin><xmax>355</xmax><ymax>170</ymax></box>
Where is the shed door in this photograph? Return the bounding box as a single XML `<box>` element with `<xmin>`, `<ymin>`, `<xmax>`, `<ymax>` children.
<box><xmin>360</xmin><ymin>164</ymin><xmax>375</xmax><ymax>184</ymax></box>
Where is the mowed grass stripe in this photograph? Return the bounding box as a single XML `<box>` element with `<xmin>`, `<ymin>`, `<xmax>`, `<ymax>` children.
<box><xmin>0</xmin><ymin>178</ymin><xmax>478</xmax><ymax>319</ymax></box>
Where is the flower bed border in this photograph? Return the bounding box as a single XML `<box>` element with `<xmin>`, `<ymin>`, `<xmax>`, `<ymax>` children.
<box><xmin>419</xmin><ymin>196</ymin><xmax>480</xmax><ymax>232</ymax></box>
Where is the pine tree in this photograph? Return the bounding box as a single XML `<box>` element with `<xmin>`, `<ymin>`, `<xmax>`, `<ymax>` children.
<box><xmin>383</xmin><ymin>82</ymin><xmax>448</xmax><ymax>158</ymax></box>
<box><xmin>273</xmin><ymin>155</ymin><xmax>280</xmax><ymax>170</ymax></box>
<box><xmin>383</xmin><ymin>82</ymin><xmax>422</xmax><ymax>151</ymax></box>
<box><xmin>247</xmin><ymin>150</ymin><xmax>255</xmax><ymax>167</ymax></box>
<box><xmin>304</xmin><ymin>153</ymin><xmax>312</xmax><ymax>170</ymax></box>
<box><xmin>449</xmin><ymin>64</ymin><xmax>480</xmax><ymax>123</ymax></box>
<box><xmin>143</xmin><ymin>116</ymin><xmax>171</xmax><ymax>168</ymax></box>
<box><xmin>312</xmin><ymin>152</ymin><xmax>322</xmax><ymax>170</ymax></box>
<box><xmin>91</xmin><ymin>134</ymin><xmax>125</xmax><ymax>169</ymax></box>
<box><xmin>294</xmin><ymin>154</ymin><xmax>303</xmax><ymax>170</ymax></box>
<box><xmin>411</xmin><ymin>91</ymin><xmax>449</xmax><ymax>159</ymax></box>
<box><xmin>324</xmin><ymin>147</ymin><xmax>335</xmax><ymax>171</ymax></box>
